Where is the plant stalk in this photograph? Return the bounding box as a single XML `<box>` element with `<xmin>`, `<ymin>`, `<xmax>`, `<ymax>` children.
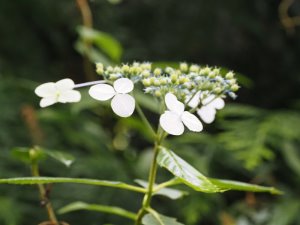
<box><xmin>31</xmin><ymin>163</ymin><xmax>59</xmax><ymax>225</ymax></box>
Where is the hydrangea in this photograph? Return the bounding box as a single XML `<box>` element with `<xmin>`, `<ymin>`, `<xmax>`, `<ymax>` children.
<box><xmin>35</xmin><ymin>78</ymin><xmax>81</xmax><ymax>107</ymax></box>
<box><xmin>89</xmin><ymin>78</ymin><xmax>135</xmax><ymax>117</ymax></box>
<box><xmin>160</xmin><ymin>93</ymin><xmax>203</xmax><ymax>135</ymax></box>
<box><xmin>34</xmin><ymin>62</ymin><xmax>239</xmax><ymax>135</ymax></box>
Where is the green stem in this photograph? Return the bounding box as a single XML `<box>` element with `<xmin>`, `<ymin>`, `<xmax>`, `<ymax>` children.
<box><xmin>135</xmin><ymin>101</ymin><xmax>156</xmax><ymax>139</ymax></box>
<box><xmin>31</xmin><ymin>163</ymin><xmax>59</xmax><ymax>225</ymax></box>
<box><xmin>153</xmin><ymin>178</ymin><xmax>181</xmax><ymax>192</ymax></box>
<box><xmin>135</xmin><ymin>136</ymin><xmax>163</xmax><ymax>225</ymax></box>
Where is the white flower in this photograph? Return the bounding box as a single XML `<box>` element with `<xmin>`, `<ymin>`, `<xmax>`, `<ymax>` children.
<box><xmin>188</xmin><ymin>92</ymin><xmax>225</xmax><ymax>124</ymax></box>
<box><xmin>89</xmin><ymin>78</ymin><xmax>135</xmax><ymax>117</ymax></box>
<box><xmin>35</xmin><ymin>78</ymin><xmax>81</xmax><ymax>108</ymax></box>
<box><xmin>160</xmin><ymin>93</ymin><xmax>203</xmax><ymax>135</ymax></box>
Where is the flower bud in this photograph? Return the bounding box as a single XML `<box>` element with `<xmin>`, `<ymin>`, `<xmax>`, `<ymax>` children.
<box><xmin>96</xmin><ymin>63</ymin><xmax>104</xmax><ymax>75</ymax></box>
<box><xmin>231</xmin><ymin>84</ymin><xmax>240</xmax><ymax>91</ymax></box>
<box><xmin>180</xmin><ymin>63</ymin><xmax>188</xmax><ymax>72</ymax></box>
<box><xmin>190</xmin><ymin>65</ymin><xmax>200</xmax><ymax>73</ymax></box>
<box><xmin>155</xmin><ymin>90</ymin><xmax>162</xmax><ymax>97</ymax></box>
<box><xmin>121</xmin><ymin>64</ymin><xmax>130</xmax><ymax>73</ymax></box>
<box><xmin>199</xmin><ymin>67</ymin><xmax>210</xmax><ymax>76</ymax></box>
<box><xmin>170</xmin><ymin>73</ymin><xmax>178</xmax><ymax>83</ymax></box>
<box><xmin>226</xmin><ymin>71</ymin><xmax>234</xmax><ymax>79</ymax></box>
<box><xmin>142</xmin><ymin>70</ymin><xmax>151</xmax><ymax>78</ymax></box>
<box><xmin>149</xmin><ymin>77</ymin><xmax>156</xmax><ymax>85</ymax></box>
<box><xmin>154</xmin><ymin>68</ymin><xmax>162</xmax><ymax>76</ymax></box>
<box><xmin>141</xmin><ymin>62</ymin><xmax>151</xmax><ymax>70</ymax></box>
<box><xmin>165</xmin><ymin>67</ymin><xmax>174</xmax><ymax>74</ymax></box>
<box><xmin>154</xmin><ymin>78</ymin><xmax>160</xmax><ymax>86</ymax></box>
<box><xmin>142</xmin><ymin>78</ymin><xmax>151</xmax><ymax>87</ymax></box>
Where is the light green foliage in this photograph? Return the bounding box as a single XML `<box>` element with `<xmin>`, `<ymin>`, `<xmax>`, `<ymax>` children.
<box><xmin>76</xmin><ymin>26</ymin><xmax>123</xmax><ymax>64</ymax></box>
<box><xmin>59</xmin><ymin>202</ymin><xmax>136</xmax><ymax>220</ymax></box>
<box><xmin>218</xmin><ymin>104</ymin><xmax>300</xmax><ymax>169</ymax></box>
<box><xmin>142</xmin><ymin>213</ymin><xmax>184</xmax><ymax>225</ymax></box>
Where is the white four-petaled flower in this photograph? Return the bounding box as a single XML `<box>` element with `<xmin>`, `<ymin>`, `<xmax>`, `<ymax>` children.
<box><xmin>188</xmin><ymin>92</ymin><xmax>225</xmax><ymax>124</ymax></box>
<box><xmin>35</xmin><ymin>78</ymin><xmax>81</xmax><ymax>108</ymax></box>
<box><xmin>160</xmin><ymin>93</ymin><xmax>203</xmax><ymax>135</ymax></box>
<box><xmin>89</xmin><ymin>78</ymin><xmax>135</xmax><ymax>117</ymax></box>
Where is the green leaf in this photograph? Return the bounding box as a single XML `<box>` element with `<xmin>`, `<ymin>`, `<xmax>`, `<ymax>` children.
<box><xmin>11</xmin><ymin>147</ymin><xmax>45</xmax><ymax>164</ymax></box>
<box><xmin>157</xmin><ymin>147</ymin><xmax>220</xmax><ymax>193</ymax></box>
<box><xmin>135</xmin><ymin>179</ymin><xmax>187</xmax><ymax>200</ymax></box>
<box><xmin>0</xmin><ymin>177</ymin><xmax>146</xmax><ymax>193</ymax></box>
<box><xmin>58</xmin><ymin>201</ymin><xmax>136</xmax><ymax>220</ymax></box>
<box><xmin>44</xmin><ymin>150</ymin><xmax>75</xmax><ymax>167</ymax></box>
<box><xmin>209</xmin><ymin>178</ymin><xmax>282</xmax><ymax>194</ymax></box>
<box><xmin>142</xmin><ymin>212</ymin><xmax>184</xmax><ymax>225</ymax></box>
<box><xmin>77</xmin><ymin>26</ymin><xmax>123</xmax><ymax>62</ymax></box>
<box><xmin>11</xmin><ymin>147</ymin><xmax>75</xmax><ymax>167</ymax></box>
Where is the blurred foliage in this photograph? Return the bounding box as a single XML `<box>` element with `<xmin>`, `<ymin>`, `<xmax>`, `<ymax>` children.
<box><xmin>1</xmin><ymin>0</ymin><xmax>300</xmax><ymax>225</ymax></box>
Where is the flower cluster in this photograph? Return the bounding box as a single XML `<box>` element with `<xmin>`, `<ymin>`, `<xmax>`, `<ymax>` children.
<box><xmin>34</xmin><ymin>62</ymin><xmax>239</xmax><ymax>135</ymax></box>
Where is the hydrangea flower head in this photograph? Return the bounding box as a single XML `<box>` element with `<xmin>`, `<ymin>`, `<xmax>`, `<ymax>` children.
<box><xmin>34</xmin><ymin>78</ymin><xmax>81</xmax><ymax>107</ymax></box>
<box><xmin>160</xmin><ymin>93</ymin><xmax>203</xmax><ymax>135</ymax></box>
<box><xmin>89</xmin><ymin>78</ymin><xmax>135</xmax><ymax>117</ymax></box>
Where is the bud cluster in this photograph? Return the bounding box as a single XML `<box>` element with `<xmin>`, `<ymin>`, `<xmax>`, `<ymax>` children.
<box><xmin>95</xmin><ymin>62</ymin><xmax>239</xmax><ymax>104</ymax></box>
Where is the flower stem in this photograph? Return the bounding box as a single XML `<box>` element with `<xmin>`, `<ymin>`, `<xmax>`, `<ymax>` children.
<box><xmin>135</xmin><ymin>101</ymin><xmax>156</xmax><ymax>139</ymax></box>
<box><xmin>31</xmin><ymin>162</ymin><xmax>59</xmax><ymax>225</ymax></box>
<box><xmin>135</xmin><ymin>134</ymin><xmax>163</xmax><ymax>225</ymax></box>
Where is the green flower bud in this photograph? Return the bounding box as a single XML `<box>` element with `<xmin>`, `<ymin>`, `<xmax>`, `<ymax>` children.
<box><xmin>142</xmin><ymin>70</ymin><xmax>151</xmax><ymax>78</ymax></box>
<box><xmin>170</xmin><ymin>73</ymin><xmax>178</xmax><ymax>83</ymax></box>
<box><xmin>231</xmin><ymin>84</ymin><xmax>240</xmax><ymax>91</ymax></box>
<box><xmin>190</xmin><ymin>65</ymin><xmax>200</xmax><ymax>73</ymax></box>
<box><xmin>179</xmin><ymin>76</ymin><xmax>188</xmax><ymax>84</ymax></box>
<box><xmin>109</xmin><ymin>73</ymin><xmax>119</xmax><ymax>80</ymax></box>
<box><xmin>199</xmin><ymin>67</ymin><xmax>211</xmax><ymax>76</ymax></box>
<box><xmin>165</xmin><ymin>67</ymin><xmax>174</xmax><ymax>74</ymax></box>
<box><xmin>180</xmin><ymin>63</ymin><xmax>188</xmax><ymax>72</ymax></box>
<box><xmin>155</xmin><ymin>90</ymin><xmax>162</xmax><ymax>97</ymax></box>
<box><xmin>121</xmin><ymin>64</ymin><xmax>130</xmax><ymax>73</ymax></box>
<box><xmin>154</xmin><ymin>68</ymin><xmax>162</xmax><ymax>76</ymax></box>
<box><xmin>149</xmin><ymin>77</ymin><xmax>156</xmax><ymax>85</ymax></box>
<box><xmin>96</xmin><ymin>63</ymin><xmax>104</xmax><ymax>75</ymax></box>
<box><xmin>141</xmin><ymin>63</ymin><xmax>151</xmax><ymax>70</ymax></box>
<box><xmin>154</xmin><ymin>78</ymin><xmax>160</xmax><ymax>86</ymax></box>
<box><xmin>142</xmin><ymin>78</ymin><xmax>151</xmax><ymax>86</ymax></box>
<box><xmin>106</xmin><ymin>66</ymin><xmax>114</xmax><ymax>73</ymax></box>
<box><xmin>226</xmin><ymin>71</ymin><xmax>234</xmax><ymax>79</ymax></box>
<box><xmin>160</xmin><ymin>78</ymin><xmax>168</xmax><ymax>85</ymax></box>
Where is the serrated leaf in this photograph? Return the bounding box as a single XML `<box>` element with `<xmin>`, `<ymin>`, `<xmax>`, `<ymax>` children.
<box><xmin>0</xmin><ymin>177</ymin><xmax>146</xmax><ymax>193</ymax></box>
<box><xmin>209</xmin><ymin>178</ymin><xmax>282</xmax><ymax>195</ymax></box>
<box><xmin>59</xmin><ymin>201</ymin><xmax>136</xmax><ymax>220</ymax></box>
<box><xmin>135</xmin><ymin>179</ymin><xmax>187</xmax><ymax>200</ymax></box>
<box><xmin>142</xmin><ymin>213</ymin><xmax>184</xmax><ymax>225</ymax></box>
<box><xmin>44</xmin><ymin>150</ymin><xmax>75</xmax><ymax>167</ymax></box>
<box><xmin>157</xmin><ymin>147</ymin><xmax>220</xmax><ymax>193</ymax></box>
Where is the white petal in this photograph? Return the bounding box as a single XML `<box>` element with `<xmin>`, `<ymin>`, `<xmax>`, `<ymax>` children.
<box><xmin>111</xmin><ymin>94</ymin><xmax>135</xmax><ymax>117</ymax></box>
<box><xmin>56</xmin><ymin>78</ymin><xmax>75</xmax><ymax>91</ymax></box>
<box><xmin>165</xmin><ymin>93</ymin><xmax>184</xmax><ymax>115</ymax></box>
<box><xmin>35</xmin><ymin>82</ymin><xmax>56</xmax><ymax>98</ymax></box>
<box><xmin>113</xmin><ymin>78</ymin><xmax>134</xmax><ymax>94</ymax></box>
<box><xmin>40</xmin><ymin>97</ymin><xmax>57</xmax><ymax>108</ymax></box>
<box><xmin>159</xmin><ymin>111</ymin><xmax>184</xmax><ymax>135</ymax></box>
<box><xmin>197</xmin><ymin>106</ymin><xmax>216</xmax><ymax>124</ymax></box>
<box><xmin>187</xmin><ymin>91</ymin><xmax>201</xmax><ymax>108</ymax></box>
<box><xmin>58</xmin><ymin>90</ymin><xmax>81</xmax><ymax>103</ymax></box>
<box><xmin>89</xmin><ymin>84</ymin><xmax>115</xmax><ymax>101</ymax></box>
<box><xmin>209</xmin><ymin>98</ymin><xmax>225</xmax><ymax>109</ymax></box>
<box><xmin>202</xmin><ymin>95</ymin><xmax>215</xmax><ymax>105</ymax></box>
<box><xmin>181</xmin><ymin>111</ymin><xmax>203</xmax><ymax>132</ymax></box>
